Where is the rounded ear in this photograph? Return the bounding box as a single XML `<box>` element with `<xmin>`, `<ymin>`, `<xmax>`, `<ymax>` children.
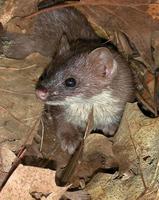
<box><xmin>57</xmin><ymin>34</ymin><xmax>71</xmax><ymax>56</ymax></box>
<box><xmin>86</xmin><ymin>47</ymin><xmax>118</xmax><ymax>79</ymax></box>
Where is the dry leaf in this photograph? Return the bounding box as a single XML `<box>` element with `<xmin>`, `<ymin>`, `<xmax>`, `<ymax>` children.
<box><xmin>0</xmin><ymin>164</ymin><xmax>69</xmax><ymax>200</ymax></box>
<box><xmin>0</xmin><ymin>147</ymin><xmax>16</xmax><ymax>172</ymax></box>
<box><xmin>86</xmin><ymin>103</ymin><xmax>159</xmax><ymax>200</ymax></box>
<box><xmin>56</xmin><ymin>134</ymin><xmax>118</xmax><ymax>188</ymax></box>
<box><xmin>0</xmin><ymin>147</ymin><xmax>16</xmax><ymax>187</ymax></box>
<box><xmin>77</xmin><ymin>0</ymin><xmax>159</xmax><ymax>70</ymax></box>
<box><xmin>114</xmin><ymin>102</ymin><xmax>159</xmax><ymax>168</ymax></box>
<box><xmin>0</xmin><ymin>0</ymin><xmax>38</xmax><ymax>25</ymax></box>
<box><xmin>0</xmin><ymin>55</ymin><xmax>49</xmax><ymax>152</ymax></box>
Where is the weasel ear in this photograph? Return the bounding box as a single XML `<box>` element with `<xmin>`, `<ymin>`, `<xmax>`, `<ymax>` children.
<box><xmin>87</xmin><ymin>47</ymin><xmax>118</xmax><ymax>79</ymax></box>
<box><xmin>57</xmin><ymin>35</ymin><xmax>71</xmax><ymax>56</ymax></box>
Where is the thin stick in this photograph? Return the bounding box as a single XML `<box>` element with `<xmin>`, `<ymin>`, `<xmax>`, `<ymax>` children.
<box><xmin>0</xmin><ymin>112</ymin><xmax>41</xmax><ymax>190</ymax></box>
<box><xmin>23</xmin><ymin>117</ymin><xmax>41</xmax><ymax>146</ymax></box>
<box><xmin>0</xmin><ymin>64</ymin><xmax>37</xmax><ymax>71</ymax></box>
<box><xmin>0</xmin><ymin>88</ymin><xmax>35</xmax><ymax>96</ymax></box>
<box><xmin>0</xmin><ymin>147</ymin><xmax>26</xmax><ymax>191</ymax></box>
<box><xmin>149</xmin><ymin>158</ymin><xmax>159</xmax><ymax>188</ymax></box>
<box><xmin>0</xmin><ymin>105</ymin><xmax>29</xmax><ymax>128</ymax></box>
<box><xmin>153</xmin><ymin>70</ymin><xmax>159</xmax><ymax>117</ymax></box>
<box><xmin>129</xmin><ymin>132</ymin><xmax>147</xmax><ymax>190</ymax></box>
<box><xmin>84</xmin><ymin>107</ymin><xmax>94</xmax><ymax>139</ymax></box>
<box><xmin>40</xmin><ymin>118</ymin><xmax>45</xmax><ymax>152</ymax></box>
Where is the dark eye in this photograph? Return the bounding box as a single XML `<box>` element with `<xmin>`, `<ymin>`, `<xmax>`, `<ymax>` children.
<box><xmin>65</xmin><ymin>78</ymin><xmax>76</xmax><ymax>87</ymax></box>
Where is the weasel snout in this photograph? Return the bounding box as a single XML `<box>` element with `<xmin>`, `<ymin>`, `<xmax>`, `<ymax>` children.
<box><xmin>35</xmin><ymin>87</ymin><xmax>48</xmax><ymax>100</ymax></box>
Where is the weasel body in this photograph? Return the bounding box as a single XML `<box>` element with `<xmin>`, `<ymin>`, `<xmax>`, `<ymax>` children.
<box><xmin>36</xmin><ymin>41</ymin><xmax>134</xmax><ymax>154</ymax></box>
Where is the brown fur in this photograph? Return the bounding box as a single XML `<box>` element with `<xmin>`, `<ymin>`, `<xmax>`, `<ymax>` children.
<box><xmin>36</xmin><ymin>41</ymin><xmax>135</xmax><ymax>154</ymax></box>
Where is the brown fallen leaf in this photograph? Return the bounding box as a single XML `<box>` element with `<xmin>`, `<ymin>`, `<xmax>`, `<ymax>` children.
<box><xmin>85</xmin><ymin>103</ymin><xmax>159</xmax><ymax>200</ymax></box>
<box><xmin>0</xmin><ymin>55</ymin><xmax>49</xmax><ymax>152</ymax></box>
<box><xmin>54</xmin><ymin>133</ymin><xmax>118</xmax><ymax>189</ymax></box>
<box><xmin>0</xmin><ymin>147</ymin><xmax>16</xmax><ymax>187</ymax></box>
<box><xmin>113</xmin><ymin>102</ymin><xmax>159</xmax><ymax>191</ymax></box>
<box><xmin>0</xmin><ymin>0</ymin><xmax>37</xmax><ymax>26</ymax></box>
<box><xmin>0</xmin><ymin>164</ymin><xmax>69</xmax><ymax>200</ymax></box>
<box><xmin>77</xmin><ymin>1</ymin><xmax>159</xmax><ymax>70</ymax></box>
<box><xmin>113</xmin><ymin>103</ymin><xmax>153</xmax><ymax>171</ymax></box>
<box><xmin>0</xmin><ymin>147</ymin><xmax>16</xmax><ymax>172</ymax></box>
<box><xmin>31</xmin><ymin>0</ymin><xmax>159</xmax><ymax>70</ymax></box>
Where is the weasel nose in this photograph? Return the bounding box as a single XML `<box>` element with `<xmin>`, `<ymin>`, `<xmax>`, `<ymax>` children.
<box><xmin>35</xmin><ymin>87</ymin><xmax>48</xmax><ymax>100</ymax></box>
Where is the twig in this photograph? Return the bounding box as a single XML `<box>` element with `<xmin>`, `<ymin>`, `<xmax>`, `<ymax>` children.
<box><xmin>0</xmin><ymin>105</ymin><xmax>29</xmax><ymax>128</ymax></box>
<box><xmin>84</xmin><ymin>107</ymin><xmax>94</xmax><ymax>139</ymax></box>
<box><xmin>0</xmin><ymin>88</ymin><xmax>35</xmax><ymax>96</ymax></box>
<box><xmin>23</xmin><ymin>117</ymin><xmax>41</xmax><ymax>146</ymax></box>
<box><xmin>126</xmin><ymin>113</ymin><xmax>147</xmax><ymax>190</ymax></box>
<box><xmin>136</xmin><ymin>92</ymin><xmax>156</xmax><ymax>115</ymax></box>
<box><xmin>129</xmin><ymin>132</ymin><xmax>147</xmax><ymax>190</ymax></box>
<box><xmin>153</xmin><ymin>69</ymin><xmax>159</xmax><ymax>117</ymax></box>
<box><xmin>40</xmin><ymin>118</ymin><xmax>45</xmax><ymax>152</ymax></box>
<box><xmin>0</xmin><ymin>146</ymin><xmax>26</xmax><ymax>191</ymax></box>
<box><xmin>22</xmin><ymin>115</ymin><xmax>40</xmax><ymax>121</ymax></box>
<box><xmin>0</xmin><ymin>64</ymin><xmax>37</xmax><ymax>71</ymax></box>
<box><xmin>149</xmin><ymin>158</ymin><xmax>159</xmax><ymax>188</ymax></box>
<box><xmin>155</xmin><ymin>188</ymin><xmax>159</xmax><ymax>200</ymax></box>
<box><xmin>0</xmin><ymin>117</ymin><xmax>41</xmax><ymax>190</ymax></box>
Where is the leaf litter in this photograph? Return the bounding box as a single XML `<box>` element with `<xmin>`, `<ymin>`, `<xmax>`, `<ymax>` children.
<box><xmin>0</xmin><ymin>1</ymin><xmax>159</xmax><ymax>200</ymax></box>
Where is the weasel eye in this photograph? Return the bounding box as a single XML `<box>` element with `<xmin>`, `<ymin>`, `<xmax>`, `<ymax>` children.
<box><xmin>65</xmin><ymin>78</ymin><xmax>76</xmax><ymax>87</ymax></box>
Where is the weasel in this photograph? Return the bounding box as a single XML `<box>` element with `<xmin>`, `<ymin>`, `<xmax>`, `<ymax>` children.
<box><xmin>35</xmin><ymin>40</ymin><xmax>134</xmax><ymax>155</ymax></box>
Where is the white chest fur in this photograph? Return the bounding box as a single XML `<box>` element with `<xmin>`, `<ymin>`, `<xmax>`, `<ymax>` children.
<box><xmin>64</xmin><ymin>90</ymin><xmax>123</xmax><ymax>129</ymax></box>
